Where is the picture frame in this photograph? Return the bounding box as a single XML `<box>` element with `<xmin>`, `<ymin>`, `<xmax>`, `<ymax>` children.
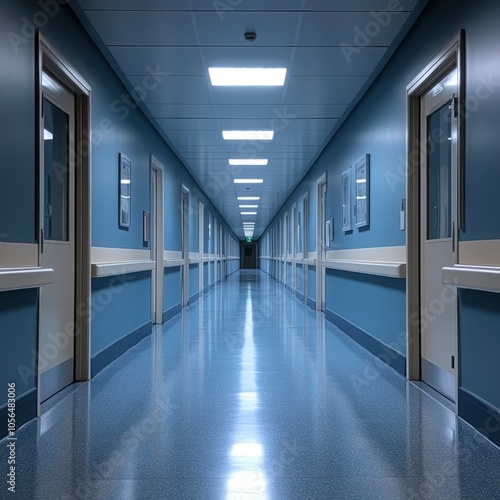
<box><xmin>341</xmin><ymin>168</ymin><xmax>352</xmax><ymax>231</ymax></box>
<box><xmin>354</xmin><ymin>154</ymin><xmax>370</xmax><ymax>228</ymax></box>
<box><xmin>143</xmin><ymin>211</ymin><xmax>150</xmax><ymax>244</ymax></box>
<box><xmin>119</xmin><ymin>153</ymin><xmax>131</xmax><ymax>229</ymax></box>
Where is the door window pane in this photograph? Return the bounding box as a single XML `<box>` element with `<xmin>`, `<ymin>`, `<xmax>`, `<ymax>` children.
<box><xmin>427</xmin><ymin>103</ymin><xmax>452</xmax><ymax>240</ymax></box>
<box><xmin>43</xmin><ymin>98</ymin><xmax>69</xmax><ymax>241</ymax></box>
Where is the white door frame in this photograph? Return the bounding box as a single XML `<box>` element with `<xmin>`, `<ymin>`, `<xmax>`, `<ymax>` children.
<box><xmin>199</xmin><ymin>201</ymin><xmax>204</xmax><ymax>295</ymax></box>
<box><xmin>151</xmin><ymin>155</ymin><xmax>164</xmax><ymax>324</ymax></box>
<box><xmin>406</xmin><ymin>32</ymin><xmax>464</xmax><ymax>405</ymax></box>
<box><xmin>303</xmin><ymin>191</ymin><xmax>309</xmax><ymax>302</ymax></box>
<box><xmin>292</xmin><ymin>203</ymin><xmax>297</xmax><ymax>292</ymax></box>
<box><xmin>283</xmin><ymin>212</ymin><xmax>288</xmax><ymax>287</ymax></box>
<box><xmin>181</xmin><ymin>185</ymin><xmax>190</xmax><ymax>307</ymax></box>
<box><xmin>37</xmin><ymin>34</ymin><xmax>91</xmax><ymax>414</ymax></box>
<box><xmin>316</xmin><ymin>173</ymin><xmax>327</xmax><ymax>311</ymax></box>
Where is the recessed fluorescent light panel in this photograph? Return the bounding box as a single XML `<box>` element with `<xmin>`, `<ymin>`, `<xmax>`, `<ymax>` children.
<box><xmin>223</xmin><ymin>131</ymin><xmax>274</xmax><ymax>141</ymax></box>
<box><xmin>209</xmin><ymin>68</ymin><xmax>287</xmax><ymax>87</ymax></box>
<box><xmin>229</xmin><ymin>159</ymin><xmax>268</xmax><ymax>166</ymax></box>
<box><xmin>237</xmin><ymin>197</ymin><xmax>260</xmax><ymax>201</ymax></box>
<box><xmin>241</xmin><ymin>212</ymin><xmax>257</xmax><ymax>215</ymax></box>
<box><xmin>239</xmin><ymin>205</ymin><xmax>258</xmax><ymax>208</ymax></box>
<box><xmin>234</xmin><ymin>179</ymin><xmax>263</xmax><ymax>184</ymax></box>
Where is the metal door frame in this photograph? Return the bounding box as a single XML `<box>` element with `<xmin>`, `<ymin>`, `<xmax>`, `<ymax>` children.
<box><xmin>151</xmin><ymin>155</ymin><xmax>164</xmax><ymax>324</ymax></box>
<box><xmin>406</xmin><ymin>31</ymin><xmax>465</xmax><ymax>409</ymax></box>
<box><xmin>37</xmin><ymin>34</ymin><xmax>91</xmax><ymax>415</ymax></box>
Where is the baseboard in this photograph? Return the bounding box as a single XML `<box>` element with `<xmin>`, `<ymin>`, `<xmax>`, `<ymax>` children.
<box><xmin>296</xmin><ymin>291</ymin><xmax>304</xmax><ymax>301</ymax></box>
<box><xmin>286</xmin><ymin>284</ymin><xmax>293</xmax><ymax>293</ymax></box>
<box><xmin>91</xmin><ymin>321</ymin><xmax>152</xmax><ymax>377</ymax></box>
<box><xmin>189</xmin><ymin>291</ymin><xmax>200</xmax><ymax>303</ymax></box>
<box><xmin>40</xmin><ymin>358</ymin><xmax>73</xmax><ymax>402</ymax></box>
<box><xmin>0</xmin><ymin>388</ymin><xmax>37</xmax><ymax>440</ymax></box>
<box><xmin>163</xmin><ymin>303</ymin><xmax>182</xmax><ymax>323</ymax></box>
<box><xmin>325</xmin><ymin>309</ymin><xmax>406</xmax><ymax>376</ymax></box>
<box><xmin>307</xmin><ymin>297</ymin><xmax>316</xmax><ymax>310</ymax></box>
<box><xmin>459</xmin><ymin>388</ymin><xmax>500</xmax><ymax>448</ymax></box>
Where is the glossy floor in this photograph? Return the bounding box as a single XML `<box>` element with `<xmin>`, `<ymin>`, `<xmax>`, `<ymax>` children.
<box><xmin>2</xmin><ymin>270</ymin><xmax>500</xmax><ymax>499</ymax></box>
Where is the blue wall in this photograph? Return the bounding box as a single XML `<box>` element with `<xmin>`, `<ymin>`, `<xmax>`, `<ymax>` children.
<box><xmin>326</xmin><ymin>270</ymin><xmax>406</xmax><ymax>355</ymax></box>
<box><xmin>91</xmin><ymin>272</ymin><xmax>151</xmax><ymax>357</ymax></box>
<box><xmin>0</xmin><ymin>0</ymin><xmax>239</xmax><ymax>422</ymax></box>
<box><xmin>0</xmin><ymin>290</ymin><xmax>38</xmax><ymax>407</ymax></box>
<box><xmin>259</xmin><ymin>0</ymin><xmax>500</xmax><ymax>422</ymax></box>
<box><xmin>163</xmin><ymin>268</ymin><xmax>182</xmax><ymax>316</ymax></box>
<box><xmin>459</xmin><ymin>290</ymin><xmax>500</xmax><ymax>411</ymax></box>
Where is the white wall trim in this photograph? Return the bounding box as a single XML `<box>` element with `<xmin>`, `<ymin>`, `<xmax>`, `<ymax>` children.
<box><xmin>164</xmin><ymin>250</ymin><xmax>183</xmax><ymax>260</ymax></box>
<box><xmin>0</xmin><ymin>243</ymin><xmax>39</xmax><ymax>268</ymax></box>
<box><xmin>442</xmin><ymin>264</ymin><xmax>500</xmax><ymax>294</ymax></box>
<box><xmin>91</xmin><ymin>247</ymin><xmax>154</xmax><ymax>277</ymax></box>
<box><xmin>459</xmin><ymin>240</ymin><xmax>500</xmax><ymax>267</ymax></box>
<box><xmin>323</xmin><ymin>260</ymin><xmax>406</xmax><ymax>278</ymax></box>
<box><xmin>325</xmin><ymin>245</ymin><xmax>406</xmax><ymax>262</ymax></box>
<box><xmin>91</xmin><ymin>261</ymin><xmax>155</xmax><ymax>278</ymax></box>
<box><xmin>91</xmin><ymin>247</ymin><xmax>150</xmax><ymax>263</ymax></box>
<box><xmin>0</xmin><ymin>267</ymin><xmax>54</xmax><ymax>292</ymax></box>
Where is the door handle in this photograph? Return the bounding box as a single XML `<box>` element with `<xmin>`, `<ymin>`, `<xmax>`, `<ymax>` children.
<box><xmin>452</xmin><ymin>221</ymin><xmax>456</xmax><ymax>253</ymax></box>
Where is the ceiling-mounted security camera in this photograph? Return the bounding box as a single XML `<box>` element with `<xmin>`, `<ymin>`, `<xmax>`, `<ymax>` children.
<box><xmin>244</xmin><ymin>32</ymin><xmax>257</xmax><ymax>42</ymax></box>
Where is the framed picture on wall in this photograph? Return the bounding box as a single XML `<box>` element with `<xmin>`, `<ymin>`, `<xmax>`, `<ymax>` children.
<box><xmin>143</xmin><ymin>211</ymin><xmax>150</xmax><ymax>243</ymax></box>
<box><xmin>355</xmin><ymin>154</ymin><xmax>370</xmax><ymax>228</ymax></box>
<box><xmin>341</xmin><ymin>168</ymin><xmax>352</xmax><ymax>231</ymax></box>
<box><xmin>119</xmin><ymin>153</ymin><xmax>131</xmax><ymax>229</ymax></box>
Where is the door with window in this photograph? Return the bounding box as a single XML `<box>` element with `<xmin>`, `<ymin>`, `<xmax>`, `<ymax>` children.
<box><xmin>420</xmin><ymin>69</ymin><xmax>458</xmax><ymax>402</ymax></box>
<box><xmin>39</xmin><ymin>71</ymin><xmax>76</xmax><ymax>402</ymax></box>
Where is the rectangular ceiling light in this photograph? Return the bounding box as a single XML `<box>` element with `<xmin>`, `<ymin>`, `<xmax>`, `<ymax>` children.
<box><xmin>229</xmin><ymin>159</ymin><xmax>268</xmax><ymax>166</ymax></box>
<box><xmin>223</xmin><ymin>131</ymin><xmax>274</xmax><ymax>141</ymax></box>
<box><xmin>241</xmin><ymin>212</ymin><xmax>257</xmax><ymax>215</ymax></box>
<box><xmin>209</xmin><ymin>68</ymin><xmax>287</xmax><ymax>86</ymax></box>
<box><xmin>239</xmin><ymin>205</ymin><xmax>258</xmax><ymax>208</ymax></box>
<box><xmin>234</xmin><ymin>179</ymin><xmax>263</xmax><ymax>184</ymax></box>
<box><xmin>237</xmin><ymin>197</ymin><xmax>260</xmax><ymax>201</ymax></box>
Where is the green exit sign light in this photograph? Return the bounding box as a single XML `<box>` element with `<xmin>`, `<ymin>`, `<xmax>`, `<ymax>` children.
<box><xmin>246</xmin><ymin>237</ymin><xmax>252</xmax><ymax>243</ymax></box>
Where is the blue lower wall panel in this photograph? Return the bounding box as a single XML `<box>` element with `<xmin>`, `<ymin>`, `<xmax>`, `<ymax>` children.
<box><xmin>459</xmin><ymin>388</ymin><xmax>500</xmax><ymax>448</ymax></box>
<box><xmin>163</xmin><ymin>267</ymin><xmax>182</xmax><ymax>313</ymax></box>
<box><xmin>307</xmin><ymin>298</ymin><xmax>316</xmax><ymax>310</ymax></box>
<box><xmin>325</xmin><ymin>309</ymin><xmax>406</xmax><ymax>376</ymax></box>
<box><xmin>326</xmin><ymin>269</ymin><xmax>406</xmax><ymax>355</ymax></box>
<box><xmin>163</xmin><ymin>303</ymin><xmax>182</xmax><ymax>323</ymax></box>
<box><xmin>459</xmin><ymin>289</ymin><xmax>500</xmax><ymax>411</ymax></box>
<box><xmin>0</xmin><ymin>388</ymin><xmax>37</xmax><ymax>440</ymax></box>
<box><xmin>189</xmin><ymin>264</ymin><xmax>199</xmax><ymax>301</ymax></box>
<box><xmin>0</xmin><ymin>289</ymin><xmax>38</xmax><ymax>408</ymax></box>
<box><xmin>307</xmin><ymin>267</ymin><xmax>316</xmax><ymax>305</ymax></box>
<box><xmin>91</xmin><ymin>321</ymin><xmax>152</xmax><ymax>377</ymax></box>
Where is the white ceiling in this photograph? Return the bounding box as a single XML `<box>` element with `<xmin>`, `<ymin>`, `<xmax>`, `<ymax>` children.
<box><xmin>73</xmin><ymin>0</ymin><xmax>427</xmax><ymax>240</ymax></box>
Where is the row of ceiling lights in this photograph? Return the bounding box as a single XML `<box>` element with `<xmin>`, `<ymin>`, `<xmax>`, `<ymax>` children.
<box><xmin>208</xmin><ymin>67</ymin><xmax>287</xmax><ymax>239</ymax></box>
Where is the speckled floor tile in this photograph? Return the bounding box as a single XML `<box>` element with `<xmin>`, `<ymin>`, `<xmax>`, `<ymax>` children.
<box><xmin>1</xmin><ymin>270</ymin><xmax>500</xmax><ymax>499</ymax></box>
